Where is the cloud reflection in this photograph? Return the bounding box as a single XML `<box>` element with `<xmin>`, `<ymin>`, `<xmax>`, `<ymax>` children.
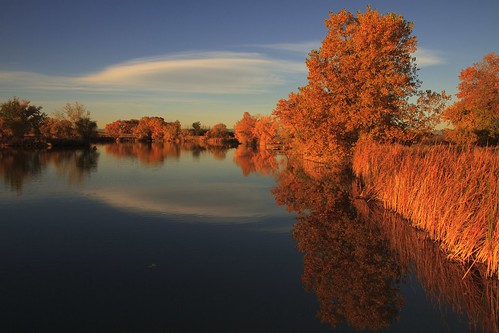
<box><xmin>88</xmin><ymin>183</ymin><xmax>282</xmax><ymax>221</ymax></box>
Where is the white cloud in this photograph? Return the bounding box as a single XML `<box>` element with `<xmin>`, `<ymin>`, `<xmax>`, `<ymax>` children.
<box><xmin>0</xmin><ymin>51</ymin><xmax>306</xmax><ymax>96</ymax></box>
<box><xmin>79</xmin><ymin>52</ymin><xmax>274</xmax><ymax>94</ymax></box>
<box><xmin>414</xmin><ymin>48</ymin><xmax>446</xmax><ymax>67</ymax></box>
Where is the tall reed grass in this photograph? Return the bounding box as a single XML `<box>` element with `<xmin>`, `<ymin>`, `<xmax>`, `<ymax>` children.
<box><xmin>353</xmin><ymin>194</ymin><xmax>498</xmax><ymax>332</ymax></box>
<box><xmin>352</xmin><ymin>140</ymin><xmax>499</xmax><ymax>278</ymax></box>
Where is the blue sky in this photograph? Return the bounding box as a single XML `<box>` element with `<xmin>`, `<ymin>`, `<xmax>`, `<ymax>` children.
<box><xmin>0</xmin><ymin>0</ymin><xmax>497</xmax><ymax>128</ymax></box>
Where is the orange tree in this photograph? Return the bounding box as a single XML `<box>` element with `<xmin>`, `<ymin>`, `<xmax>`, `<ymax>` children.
<box><xmin>234</xmin><ymin>112</ymin><xmax>278</xmax><ymax>147</ymax></box>
<box><xmin>104</xmin><ymin>119</ymin><xmax>139</xmax><ymax>139</ymax></box>
<box><xmin>273</xmin><ymin>7</ymin><xmax>448</xmax><ymax>162</ymax></box>
<box><xmin>443</xmin><ymin>53</ymin><xmax>498</xmax><ymax>145</ymax></box>
<box><xmin>234</xmin><ymin>112</ymin><xmax>257</xmax><ymax>146</ymax></box>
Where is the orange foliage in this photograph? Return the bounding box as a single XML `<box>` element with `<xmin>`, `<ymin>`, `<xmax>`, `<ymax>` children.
<box><xmin>234</xmin><ymin>112</ymin><xmax>257</xmax><ymax>146</ymax></box>
<box><xmin>105</xmin><ymin>117</ymin><xmax>182</xmax><ymax>142</ymax></box>
<box><xmin>272</xmin><ymin>7</ymin><xmax>448</xmax><ymax>162</ymax></box>
<box><xmin>234</xmin><ymin>112</ymin><xmax>278</xmax><ymax>148</ymax></box>
<box><xmin>104</xmin><ymin>119</ymin><xmax>139</xmax><ymax>139</ymax></box>
<box><xmin>443</xmin><ymin>53</ymin><xmax>499</xmax><ymax>145</ymax></box>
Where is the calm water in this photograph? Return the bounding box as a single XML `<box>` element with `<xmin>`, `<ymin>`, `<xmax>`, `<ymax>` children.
<box><xmin>0</xmin><ymin>143</ymin><xmax>496</xmax><ymax>333</ymax></box>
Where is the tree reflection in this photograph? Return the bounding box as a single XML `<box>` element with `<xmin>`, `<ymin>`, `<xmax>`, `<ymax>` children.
<box><xmin>0</xmin><ymin>149</ymin><xmax>43</xmax><ymax>193</ymax></box>
<box><xmin>272</xmin><ymin>157</ymin><xmax>402</xmax><ymax>330</ymax></box>
<box><xmin>105</xmin><ymin>142</ymin><xmax>181</xmax><ymax>166</ymax></box>
<box><xmin>0</xmin><ymin>148</ymin><xmax>99</xmax><ymax>192</ymax></box>
<box><xmin>233</xmin><ymin>146</ymin><xmax>280</xmax><ymax>176</ymax></box>
<box><xmin>104</xmin><ymin>142</ymin><xmax>231</xmax><ymax>165</ymax></box>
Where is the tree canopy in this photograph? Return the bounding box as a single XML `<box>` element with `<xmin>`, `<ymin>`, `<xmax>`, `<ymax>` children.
<box><xmin>443</xmin><ymin>53</ymin><xmax>499</xmax><ymax>145</ymax></box>
<box><xmin>0</xmin><ymin>97</ymin><xmax>46</xmax><ymax>141</ymax></box>
<box><xmin>272</xmin><ymin>7</ymin><xmax>448</xmax><ymax>162</ymax></box>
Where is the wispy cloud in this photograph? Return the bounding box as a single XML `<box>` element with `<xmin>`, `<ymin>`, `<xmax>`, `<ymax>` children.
<box><xmin>0</xmin><ymin>51</ymin><xmax>306</xmax><ymax>96</ymax></box>
<box><xmin>78</xmin><ymin>51</ymin><xmax>305</xmax><ymax>94</ymax></box>
<box><xmin>414</xmin><ymin>48</ymin><xmax>446</xmax><ymax>67</ymax></box>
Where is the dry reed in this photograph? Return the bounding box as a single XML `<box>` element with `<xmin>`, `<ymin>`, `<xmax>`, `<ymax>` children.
<box><xmin>353</xmin><ymin>193</ymin><xmax>498</xmax><ymax>332</ymax></box>
<box><xmin>352</xmin><ymin>140</ymin><xmax>499</xmax><ymax>278</ymax></box>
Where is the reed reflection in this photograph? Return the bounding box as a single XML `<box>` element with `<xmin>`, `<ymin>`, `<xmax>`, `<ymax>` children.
<box><xmin>271</xmin><ymin>157</ymin><xmax>402</xmax><ymax>330</ymax></box>
<box><xmin>353</xmin><ymin>188</ymin><xmax>499</xmax><ymax>333</ymax></box>
<box><xmin>0</xmin><ymin>148</ymin><xmax>99</xmax><ymax>193</ymax></box>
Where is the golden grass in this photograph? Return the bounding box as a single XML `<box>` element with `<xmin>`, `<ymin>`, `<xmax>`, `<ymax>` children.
<box><xmin>353</xmin><ymin>193</ymin><xmax>498</xmax><ymax>332</ymax></box>
<box><xmin>352</xmin><ymin>140</ymin><xmax>499</xmax><ymax>278</ymax></box>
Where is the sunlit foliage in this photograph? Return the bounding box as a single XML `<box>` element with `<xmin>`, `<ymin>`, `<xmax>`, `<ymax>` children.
<box><xmin>273</xmin><ymin>7</ymin><xmax>448</xmax><ymax>162</ymax></box>
<box><xmin>234</xmin><ymin>112</ymin><xmax>257</xmax><ymax>146</ymax></box>
<box><xmin>443</xmin><ymin>53</ymin><xmax>499</xmax><ymax>145</ymax></box>
<box><xmin>234</xmin><ymin>112</ymin><xmax>278</xmax><ymax>148</ymax></box>
<box><xmin>104</xmin><ymin>119</ymin><xmax>139</xmax><ymax>139</ymax></box>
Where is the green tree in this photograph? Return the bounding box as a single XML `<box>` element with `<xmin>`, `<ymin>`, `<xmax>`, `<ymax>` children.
<box><xmin>0</xmin><ymin>97</ymin><xmax>46</xmax><ymax>141</ymax></box>
<box><xmin>75</xmin><ymin>117</ymin><xmax>97</xmax><ymax>143</ymax></box>
<box><xmin>192</xmin><ymin>121</ymin><xmax>202</xmax><ymax>136</ymax></box>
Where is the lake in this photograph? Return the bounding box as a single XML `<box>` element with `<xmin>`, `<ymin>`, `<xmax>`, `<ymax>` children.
<box><xmin>0</xmin><ymin>143</ymin><xmax>496</xmax><ymax>333</ymax></box>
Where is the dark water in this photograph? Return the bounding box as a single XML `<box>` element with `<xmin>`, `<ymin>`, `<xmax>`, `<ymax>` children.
<box><xmin>0</xmin><ymin>143</ymin><xmax>496</xmax><ymax>333</ymax></box>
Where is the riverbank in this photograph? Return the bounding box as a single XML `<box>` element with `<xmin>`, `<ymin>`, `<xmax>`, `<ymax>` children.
<box><xmin>352</xmin><ymin>140</ymin><xmax>499</xmax><ymax>278</ymax></box>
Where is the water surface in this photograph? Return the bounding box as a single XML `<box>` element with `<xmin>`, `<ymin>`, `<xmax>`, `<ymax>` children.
<box><xmin>0</xmin><ymin>144</ymin><xmax>496</xmax><ymax>332</ymax></box>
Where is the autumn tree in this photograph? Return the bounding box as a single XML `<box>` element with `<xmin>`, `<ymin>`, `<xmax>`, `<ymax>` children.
<box><xmin>164</xmin><ymin>120</ymin><xmax>182</xmax><ymax>142</ymax></box>
<box><xmin>48</xmin><ymin>102</ymin><xmax>97</xmax><ymax>143</ymax></box>
<box><xmin>273</xmin><ymin>7</ymin><xmax>448</xmax><ymax>162</ymax></box>
<box><xmin>104</xmin><ymin>119</ymin><xmax>139</xmax><ymax>139</ymax></box>
<box><xmin>252</xmin><ymin>115</ymin><xmax>278</xmax><ymax>148</ymax></box>
<box><xmin>442</xmin><ymin>53</ymin><xmax>499</xmax><ymax>145</ymax></box>
<box><xmin>40</xmin><ymin>117</ymin><xmax>73</xmax><ymax>139</ymax></box>
<box><xmin>0</xmin><ymin>97</ymin><xmax>46</xmax><ymax>141</ymax></box>
<box><xmin>234</xmin><ymin>112</ymin><xmax>257</xmax><ymax>146</ymax></box>
<box><xmin>205</xmin><ymin>123</ymin><xmax>229</xmax><ymax>139</ymax></box>
<box><xmin>134</xmin><ymin>117</ymin><xmax>162</xmax><ymax>141</ymax></box>
<box><xmin>234</xmin><ymin>112</ymin><xmax>278</xmax><ymax>148</ymax></box>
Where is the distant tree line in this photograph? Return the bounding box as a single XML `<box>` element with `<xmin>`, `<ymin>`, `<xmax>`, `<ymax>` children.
<box><xmin>104</xmin><ymin>118</ymin><xmax>235</xmax><ymax>145</ymax></box>
<box><xmin>0</xmin><ymin>97</ymin><xmax>236</xmax><ymax>147</ymax></box>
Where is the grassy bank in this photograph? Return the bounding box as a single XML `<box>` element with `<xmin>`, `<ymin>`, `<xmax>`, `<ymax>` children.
<box><xmin>352</xmin><ymin>140</ymin><xmax>499</xmax><ymax>278</ymax></box>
